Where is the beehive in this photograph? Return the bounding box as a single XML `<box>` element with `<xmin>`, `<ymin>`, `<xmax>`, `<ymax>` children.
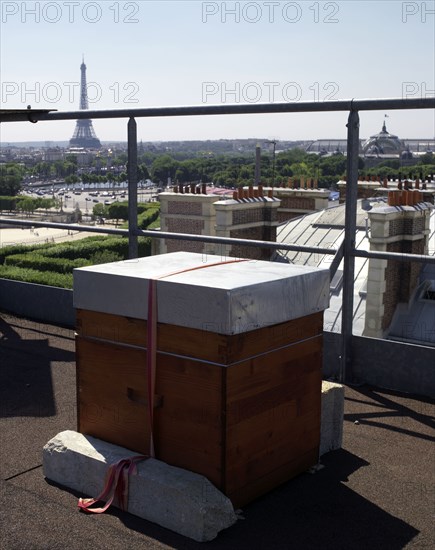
<box><xmin>73</xmin><ymin>252</ymin><xmax>329</xmax><ymax>507</ymax></box>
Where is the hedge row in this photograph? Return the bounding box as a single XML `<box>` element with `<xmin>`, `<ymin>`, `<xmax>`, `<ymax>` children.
<box><xmin>0</xmin><ymin>265</ymin><xmax>73</xmax><ymax>288</ymax></box>
<box><xmin>0</xmin><ymin>235</ymin><xmax>152</xmax><ymax>288</ymax></box>
<box><xmin>30</xmin><ymin>236</ymin><xmax>151</xmax><ymax>260</ymax></box>
<box><xmin>5</xmin><ymin>253</ymin><xmax>90</xmax><ymax>274</ymax></box>
<box><xmin>0</xmin><ymin>237</ymin><xmax>109</xmax><ymax>264</ymax></box>
<box><xmin>138</xmin><ymin>207</ymin><xmax>160</xmax><ymax>230</ymax></box>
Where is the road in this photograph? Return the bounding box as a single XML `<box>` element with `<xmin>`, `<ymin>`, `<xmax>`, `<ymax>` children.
<box><xmin>23</xmin><ymin>187</ymin><xmax>158</xmax><ymax>214</ymax></box>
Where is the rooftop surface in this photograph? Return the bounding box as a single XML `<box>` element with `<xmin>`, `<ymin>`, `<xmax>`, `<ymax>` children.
<box><xmin>1</xmin><ymin>312</ymin><xmax>434</xmax><ymax>549</ymax></box>
<box><xmin>275</xmin><ymin>199</ymin><xmax>435</xmax><ymax>340</ymax></box>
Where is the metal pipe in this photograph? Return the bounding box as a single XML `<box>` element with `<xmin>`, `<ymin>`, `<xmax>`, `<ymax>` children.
<box><xmin>1</xmin><ymin>98</ymin><xmax>433</xmax><ymax>123</ymax></box>
<box><xmin>340</xmin><ymin>109</ymin><xmax>360</xmax><ymax>384</ymax></box>
<box><xmin>2</xmin><ymin>219</ymin><xmax>434</xmax><ymax>265</ymax></box>
<box><xmin>127</xmin><ymin>117</ymin><xmax>138</xmax><ymax>259</ymax></box>
<box><xmin>353</xmin><ymin>248</ymin><xmax>435</xmax><ymax>265</ymax></box>
<box><xmin>329</xmin><ymin>240</ymin><xmax>345</xmax><ymax>279</ymax></box>
<box><xmin>0</xmin><ymin>217</ymin><xmax>337</xmax><ymax>255</ymax></box>
<box><xmin>0</xmin><ymin>219</ymin><xmax>126</xmax><ymax>235</ymax></box>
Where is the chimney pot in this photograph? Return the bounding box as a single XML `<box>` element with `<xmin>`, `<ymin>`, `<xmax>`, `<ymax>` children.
<box><xmin>258</xmin><ymin>184</ymin><xmax>263</xmax><ymax>197</ymax></box>
<box><xmin>233</xmin><ymin>191</ymin><xmax>238</xmax><ymax>200</ymax></box>
<box><xmin>268</xmin><ymin>189</ymin><xmax>273</xmax><ymax>198</ymax></box>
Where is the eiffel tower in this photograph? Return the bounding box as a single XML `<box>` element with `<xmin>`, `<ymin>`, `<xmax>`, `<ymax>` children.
<box><xmin>69</xmin><ymin>57</ymin><xmax>101</xmax><ymax>149</ymax></box>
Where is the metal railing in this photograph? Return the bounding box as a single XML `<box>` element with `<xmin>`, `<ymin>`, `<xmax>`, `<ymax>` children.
<box><xmin>1</xmin><ymin>97</ymin><xmax>434</xmax><ymax>384</ymax></box>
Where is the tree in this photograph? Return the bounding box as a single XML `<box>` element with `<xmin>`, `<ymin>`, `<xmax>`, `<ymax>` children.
<box><xmin>93</xmin><ymin>203</ymin><xmax>108</xmax><ymax>218</ymax></box>
<box><xmin>319</xmin><ymin>155</ymin><xmax>347</xmax><ymax>177</ymax></box>
<box><xmin>0</xmin><ymin>163</ymin><xmax>24</xmax><ymax>196</ymax></box>
<box><xmin>290</xmin><ymin>162</ymin><xmax>315</xmax><ymax>178</ymax></box>
<box><xmin>138</xmin><ymin>163</ymin><xmax>151</xmax><ymax>181</ymax></box>
<box><xmin>65</xmin><ymin>174</ymin><xmax>80</xmax><ymax>185</ymax></box>
<box><xmin>151</xmin><ymin>155</ymin><xmax>179</xmax><ymax>184</ymax></box>
<box><xmin>108</xmin><ymin>203</ymin><xmax>128</xmax><ymax>227</ymax></box>
<box><xmin>17</xmin><ymin>197</ymin><xmax>35</xmax><ymax>217</ymax></box>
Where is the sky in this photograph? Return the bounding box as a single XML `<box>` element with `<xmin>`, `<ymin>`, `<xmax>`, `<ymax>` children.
<box><xmin>0</xmin><ymin>0</ymin><xmax>434</xmax><ymax>143</ymax></box>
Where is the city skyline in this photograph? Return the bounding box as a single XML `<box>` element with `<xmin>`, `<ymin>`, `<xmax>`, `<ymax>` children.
<box><xmin>1</xmin><ymin>1</ymin><xmax>434</xmax><ymax>142</ymax></box>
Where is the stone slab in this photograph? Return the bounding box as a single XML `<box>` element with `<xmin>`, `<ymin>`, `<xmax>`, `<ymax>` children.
<box><xmin>320</xmin><ymin>381</ymin><xmax>344</xmax><ymax>456</ymax></box>
<box><xmin>73</xmin><ymin>251</ymin><xmax>330</xmax><ymax>335</ymax></box>
<box><xmin>43</xmin><ymin>430</ymin><xmax>237</xmax><ymax>542</ymax></box>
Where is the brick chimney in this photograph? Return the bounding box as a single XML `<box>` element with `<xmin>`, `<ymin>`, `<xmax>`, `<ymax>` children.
<box><xmin>158</xmin><ymin>188</ymin><xmax>220</xmax><ymax>255</ymax></box>
<box><xmin>157</xmin><ymin>186</ymin><xmax>281</xmax><ymax>259</ymax></box>
<box><xmin>260</xmin><ymin>186</ymin><xmax>329</xmax><ymax>222</ymax></box>
<box><xmin>364</xmin><ymin>192</ymin><xmax>432</xmax><ymax>338</ymax></box>
<box><xmin>214</xmin><ymin>189</ymin><xmax>281</xmax><ymax>260</ymax></box>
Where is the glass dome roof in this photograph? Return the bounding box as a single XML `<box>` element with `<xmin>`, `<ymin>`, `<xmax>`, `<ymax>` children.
<box><xmin>362</xmin><ymin>120</ymin><xmax>405</xmax><ymax>156</ymax></box>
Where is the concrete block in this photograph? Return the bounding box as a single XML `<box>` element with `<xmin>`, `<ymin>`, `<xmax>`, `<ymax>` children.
<box><xmin>43</xmin><ymin>431</ymin><xmax>237</xmax><ymax>542</ymax></box>
<box><xmin>320</xmin><ymin>381</ymin><xmax>344</xmax><ymax>456</ymax></box>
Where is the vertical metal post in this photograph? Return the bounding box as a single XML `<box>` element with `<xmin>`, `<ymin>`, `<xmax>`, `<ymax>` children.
<box><xmin>127</xmin><ymin>117</ymin><xmax>138</xmax><ymax>259</ymax></box>
<box><xmin>340</xmin><ymin>109</ymin><xmax>360</xmax><ymax>383</ymax></box>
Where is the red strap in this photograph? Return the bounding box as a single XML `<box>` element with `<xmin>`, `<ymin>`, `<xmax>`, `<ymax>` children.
<box><xmin>147</xmin><ymin>279</ymin><xmax>157</xmax><ymax>458</ymax></box>
<box><xmin>78</xmin><ymin>455</ymin><xmax>148</xmax><ymax>513</ymax></box>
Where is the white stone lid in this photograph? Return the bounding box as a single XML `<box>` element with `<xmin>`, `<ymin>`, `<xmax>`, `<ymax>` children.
<box><xmin>73</xmin><ymin>252</ymin><xmax>330</xmax><ymax>334</ymax></box>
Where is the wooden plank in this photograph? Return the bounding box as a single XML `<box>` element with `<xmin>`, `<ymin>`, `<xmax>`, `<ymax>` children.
<box><xmin>222</xmin><ymin>312</ymin><xmax>323</xmax><ymax>363</ymax></box>
<box><xmin>76</xmin><ymin>336</ymin><xmax>150</xmax><ymax>454</ymax></box>
<box><xmin>154</xmin><ymin>353</ymin><xmax>224</xmax><ymax>487</ymax></box>
<box><xmin>226</xmin><ymin>338</ymin><xmax>322</xmax><ymax>402</ymax></box>
<box><xmin>76</xmin><ymin>309</ymin><xmax>323</xmax><ymax>365</ymax></box>
<box><xmin>76</xmin><ymin>309</ymin><xmax>147</xmax><ymax>347</ymax></box>
<box><xmin>226</xmin><ymin>449</ymin><xmax>320</xmax><ymax>508</ymax></box>
<box><xmin>156</xmin><ymin>433</ymin><xmax>223</xmax><ymax>488</ymax></box>
<box><xmin>225</xmin><ymin>419</ymin><xmax>320</xmax><ymax>495</ymax></box>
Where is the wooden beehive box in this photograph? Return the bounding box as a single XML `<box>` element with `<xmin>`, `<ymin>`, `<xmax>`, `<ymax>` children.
<box><xmin>73</xmin><ymin>252</ymin><xmax>330</xmax><ymax>507</ymax></box>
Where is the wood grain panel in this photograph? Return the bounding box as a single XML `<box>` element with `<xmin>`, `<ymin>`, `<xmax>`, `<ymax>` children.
<box><xmin>227</xmin><ymin>448</ymin><xmax>320</xmax><ymax>508</ymax></box>
<box><xmin>154</xmin><ymin>353</ymin><xmax>224</xmax><ymax>487</ymax></box>
<box><xmin>226</xmin><ymin>338</ymin><xmax>322</xmax><ymax>401</ymax></box>
<box><xmin>76</xmin><ymin>336</ymin><xmax>150</xmax><ymax>454</ymax></box>
<box><xmin>76</xmin><ymin>309</ymin><xmax>323</xmax><ymax>365</ymax></box>
<box><xmin>76</xmin><ymin>307</ymin><xmax>324</xmax><ymax>506</ymax></box>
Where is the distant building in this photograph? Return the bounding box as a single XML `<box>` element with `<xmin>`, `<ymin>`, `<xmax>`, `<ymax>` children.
<box><xmin>305</xmin><ymin>119</ymin><xmax>434</xmax><ymax>167</ymax></box>
<box><xmin>69</xmin><ymin>58</ymin><xmax>101</xmax><ymax>149</ymax></box>
<box><xmin>362</xmin><ymin>120</ymin><xmax>404</xmax><ymax>157</ymax></box>
<box><xmin>43</xmin><ymin>148</ymin><xmax>64</xmax><ymax>162</ymax></box>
